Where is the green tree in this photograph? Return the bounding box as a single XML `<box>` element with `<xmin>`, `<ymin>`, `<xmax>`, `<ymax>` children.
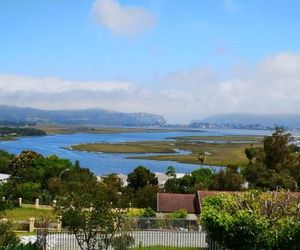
<box><xmin>191</xmin><ymin>168</ymin><xmax>213</xmax><ymax>189</ymax></box>
<box><xmin>133</xmin><ymin>185</ymin><xmax>159</xmax><ymax>209</ymax></box>
<box><xmin>127</xmin><ymin>166</ymin><xmax>158</xmax><ymax>191</ymax></box>
<box><xmin>243</xmin><ymin>128</ymin><xmax>300</xmax><ymax>190</ymax></box>
<box><xmin>165</xmin><ymin>166</ymin><xmax>176</xmax><ymax>178</ymax></box>
<box><xmin>56</xmin><ymin>180</ymin><xmax>126</xmax><ymax>250</ymax></box>
<box><xmin>9</xmin><ymin>150</ymin><xmax>43</xmax><ymax>177</ymax></box>
<box><xmin>209</xmin><ymin>165</ymin><xmax>245</xmax><ymax>191</ymax></box>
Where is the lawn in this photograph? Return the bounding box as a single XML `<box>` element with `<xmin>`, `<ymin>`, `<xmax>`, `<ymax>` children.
<box><xmin>3</xmin><ymin>207</ymin><xmax>57</xmax><ymax>221</ymax></box>
<box><xmin>132</xmin><ymin>247</ymin><xmax>204</xmax><ymax>250</ymax></box>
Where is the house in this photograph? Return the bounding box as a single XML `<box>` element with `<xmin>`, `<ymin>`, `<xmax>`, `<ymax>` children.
<box><xmin>157</xmin><ymin>190</ymin><xmax>300</xmax><ymax>219</ymax></box>
<box><xmin>0</xmin><ymin>173</ymin><xmax>10</xmax><ymax>183</ymax></box>
<box><xmin>157</xmin><ymin>190</ymin><xmax>239</xmax><ymax>219</ymax></box>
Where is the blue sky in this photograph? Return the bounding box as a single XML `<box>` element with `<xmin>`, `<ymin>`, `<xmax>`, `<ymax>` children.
<box><xmin>1</xmin><ymin>0</ymin><xmax>300</xmax><ymax>122</ymax></box>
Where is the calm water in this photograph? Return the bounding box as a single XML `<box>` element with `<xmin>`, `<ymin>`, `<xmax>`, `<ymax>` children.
<box><xmin>0</xmin><ymin>129</ymin><xmax>271</xmax><ymax>175</ymax></box>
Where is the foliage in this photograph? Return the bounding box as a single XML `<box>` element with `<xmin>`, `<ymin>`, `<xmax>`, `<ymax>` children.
<box><xmin>127</xmin><ymin>166</ymin><xmax>158</xmax><ymax>191</ymax></box>
<box><xmin>56</xmin><ymin>178</ymin><xmax>126</xmax><ymax>250</ymax></box>
<box><xmin>201</xmin><ymin>191</ymin><xmax>300</xmax><ymax>250</ymax></box>
<box><xmin>164</xmin><ymin>166</ymin><xmax>245</xmax><ymax>193</ymax></box>
<box><xmin>111</xmin><ymin>234</ymin><xmax>135</xmax><ymax>250</ymax></box>
<box><xmin>0</xmin><ymin>150</ymin><xmax>14</xmax><ymax>174</ymax></box>
<box><xmin>126</xmin><ymin>208</ymin><xmax>145</xmax><ymax>218</ymax></box>
<box><xmin>132</xmin><ymin>185</ymin><xmax>159</xmax><ymax>209</ymax></box>
<box><xmin>0</xmin><ymin>221</ymin><xmax>20</xmax><ymax>248</ymax></box>
<box><xmin>276</xmin><ymin>217</ymin><xmax>300</xmax><ymax>250</ymax></box>
<box><xmin>209</xmin><ymin>165</ymin><xmax>245</xmax><ymax>191</ymax></box>
<box><xmin>170</xmin><ymin>209</ymin><xmax>188</xmax><ymax>219</ymax></box>
<box><xmin>142</xmin><ymin>207</ymin><xmax>156</xmax><ymax>218</ymax></box>
<box><xmin>0</xmin><ymin>127</ymin><xmax>46</xmax><ymax>137</ymax></box>
<box><xmin>165</xmin><ymin>166</ymin><xmax>176</xmax><ymax>177</ymax></box>
<box><xmin>243</xmin><ymin>127</ymin><xmax>300</xmax><ymax>190</ymax></box>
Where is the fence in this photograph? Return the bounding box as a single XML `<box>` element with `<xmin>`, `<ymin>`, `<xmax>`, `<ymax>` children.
<box><xmin>35</xmin><ymin>218</ymin><xmax>221</xmax><ymax>250</ymax></box>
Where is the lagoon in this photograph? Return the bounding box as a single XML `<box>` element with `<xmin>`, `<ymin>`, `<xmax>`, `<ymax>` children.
<box><xmin>0</xmin><ymin>128</ymin><xmax>271</xmax><ymax>175</ymax></box>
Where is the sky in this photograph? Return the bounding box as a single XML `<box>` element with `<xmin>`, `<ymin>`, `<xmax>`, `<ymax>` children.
<box><xmin>0</xmin><ymin>0</ymin><xmax>300</xmax><ymax>123</ymax></box>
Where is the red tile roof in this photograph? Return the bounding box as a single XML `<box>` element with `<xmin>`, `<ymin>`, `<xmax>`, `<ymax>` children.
<box><xmin>157</xmin><ymin>193</ymin><xmax>200</xmax><ymax>214</ymax></box>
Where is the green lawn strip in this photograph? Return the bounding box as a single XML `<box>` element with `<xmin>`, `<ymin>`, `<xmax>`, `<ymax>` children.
<box><xmin>132</xmin><ymin>247</ymin><xmax>204</xmax><ymax>250</ymax></box>
<box><xmin>4</xmin><ymin>207</ymin><xmax>56</xmax><ymax>221</ymax></box>
<box><xmin>15</xmin><ymin>232</ymin><xmax>36</xmax><ymax>236</ymax></box>
<box><xmin>70</xmin><ymin>141</ymin><xmax>176</xmax><ymax>154</ymax></box>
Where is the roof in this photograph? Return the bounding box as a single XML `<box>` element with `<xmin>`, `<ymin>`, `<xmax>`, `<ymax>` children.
<box><xmin>157</xmin><ymin>190</ymin><xmax>300</xmax><ymax>215</ymax></box>
<box><xmin>157</xmin><ymin>193</ymin><xmax>200</xmax><ymax>214</ymax></box>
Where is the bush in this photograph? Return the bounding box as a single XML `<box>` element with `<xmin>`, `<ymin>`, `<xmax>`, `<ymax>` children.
<box><xmin>112</xmin><ymin>234</ymin><xmax>135</xmax><ymax>250</ymax></box>
<box><xmin>0</xmin><ymin>221</ymin><xmax>19</xmax><ymax>248</ymax></box>
<box><xmin>201</xmin><ymin>191</ymin><xmax>300</xmax><ymax>250</ymax></box>
<box><xmin>170</xmin><ymin>209</ymin><xmax>188</xmax><ymax>219</ymax></box>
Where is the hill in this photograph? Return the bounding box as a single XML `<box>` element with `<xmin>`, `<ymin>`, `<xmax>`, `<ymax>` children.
<box><xmin>191</xmin><ymin>114</ymin><xmax>300</xmax><ymax>129</ymax></box>
<box><xmin>0</xmin><ymin>105</ymin><xmax>166</xmax><ymax>127</ymax></box>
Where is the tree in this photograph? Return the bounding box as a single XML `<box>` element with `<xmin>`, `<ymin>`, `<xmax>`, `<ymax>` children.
<box><xmin>9</xmin><ymin>150</ymin><xmax>43</xmax><ymax>177</ymax></box>
<box><xmin>165</xmin><ymin>166</ymin><xmax>176</xmax><ymax>178</ymax></box>
<box><xmin>243</xmin><ymin>128</ymin><xmax>300</xmax><ymax>190</ymax></box>
<box><xmin>209</xmin><ymin>165</ymin><xmax>245</xmax><ymax>191</ymax></box>
<box><xmin>133</xmin><ymin>185</ymin><xmax>159</xmax><ymax>209</ymax></box>
<box><xmin>191</xmin><ymin>168</ymin><xmax>213</xmax><ymax>189</ymax></box>
<box><xmin>0</xmin><ymin>150</ymin><xmax>13</xmax><ymax>174</ymax></box>
<box><xmin>127</xmin><ymin>166</ymin><xmax>158</xmax><ymax>191</ymax></box>
<box><xmin>56</xmin><ymin>180</ymin><xmax>126</xmax><ymax>250</ymax></box>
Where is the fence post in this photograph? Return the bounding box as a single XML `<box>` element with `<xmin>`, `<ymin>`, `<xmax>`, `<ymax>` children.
<box><xmin>57</xmin><ymin>218</ymin><xmax>62</xmax><ymax>232</ymax></box>
<box><xmin>35</xmin><ymin>198</ymin><xmax>39</xmax><ymax>208</ymax></box>
<box><xmin>29</xmin><ymin>218</ymin><xmax>35</xmax><ymax>232</ymax></box>
<box><xmin>18</xmin><ymin>197</ymin><xmax>22</xmax><ymax>207</ymax></box>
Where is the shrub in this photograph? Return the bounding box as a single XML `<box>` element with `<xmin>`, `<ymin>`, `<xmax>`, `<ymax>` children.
<box><xmin>170</xmin><ymin>209</ymin><xmax>188</xmax><ymax>219</ymax></box>
<box><xmin>0</xmin><ymin>221</ymin><xmax>19</xmax><ymax>248</ymax></box>
<box><xmin>201</xmin><ymin>191</ymin><xmax>300</xmax><ymax>250</ymax></box>
<box><xmin>112</xmin><ymin>234</ymin><xmax>135</xmax><ymax>250</ymax></box>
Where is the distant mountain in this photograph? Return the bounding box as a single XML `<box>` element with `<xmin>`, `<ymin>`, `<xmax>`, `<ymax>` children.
<box><xmin>0</xmin><ymin>105</ymin><xmax>166</xmax><ymax>127</ymax></box>
<box><xmin>191</xmin><ymin>114</ymin><xmax>300</xmax><ymax>129</ymax></box>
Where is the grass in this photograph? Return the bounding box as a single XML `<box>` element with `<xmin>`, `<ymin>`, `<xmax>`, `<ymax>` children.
<box><xmin>132</xmin><ymin>247</ymin><xmax>204</xmax><ymax>250</ymax></box>
<box><xmin>70</xmin><ymin>135</ymin><xmax>262</xmax><ymax>166</ymax></box>
<box><xmin>131</xmin><ymin>142</ymin><xmax>254</xmax><ymax>166</ymax></box>
<box><xmin>37</xmin><ymin>124</ymin><xmax>186</xmax><ymax>135</ymax></box>
<box><xmin>169</xmin><ymin>135</ymin><xmax>263</xmax><ymax>142</ymax></box>
<box><xmin>70</xmin><ymin>141</ymin><xmax>176</xmax><ymax>154</ymax></box>
<box><xmin>0</xmin><ymin>136</ymin><xmax>14</xmax><ymax>141</ymax></box>
<box><xmin>3</xmin><ymin>207</ymin><xmax>56</xmax><ymax>221</ymax></box>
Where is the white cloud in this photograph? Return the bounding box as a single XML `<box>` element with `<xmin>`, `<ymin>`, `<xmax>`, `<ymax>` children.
<box><xmin>1</xmin><ymin>52</ymin><xmax>300</xmax><ymax>123</ymax></box>
<box><xmin>92</xmin><ymin>0</ymin><xmax>156</xmax><ymax>37</ymax></box>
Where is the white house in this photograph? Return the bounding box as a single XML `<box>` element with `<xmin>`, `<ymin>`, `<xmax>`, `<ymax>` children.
<box><xmin>0</xmin><ymin>173</ymin><xmax>10</xmax><ymax>183</ymax></box>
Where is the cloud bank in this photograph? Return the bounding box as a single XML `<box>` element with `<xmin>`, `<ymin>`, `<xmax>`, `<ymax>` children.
<box><xmin>1</xmin><ymin>52</ymin><xmax>300</xmax><ymax>123</ymax></box>
<box><xmin>92</xmin><ymin>0</ymin><xmax>156</xmax><ymax>37</ymax></box>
